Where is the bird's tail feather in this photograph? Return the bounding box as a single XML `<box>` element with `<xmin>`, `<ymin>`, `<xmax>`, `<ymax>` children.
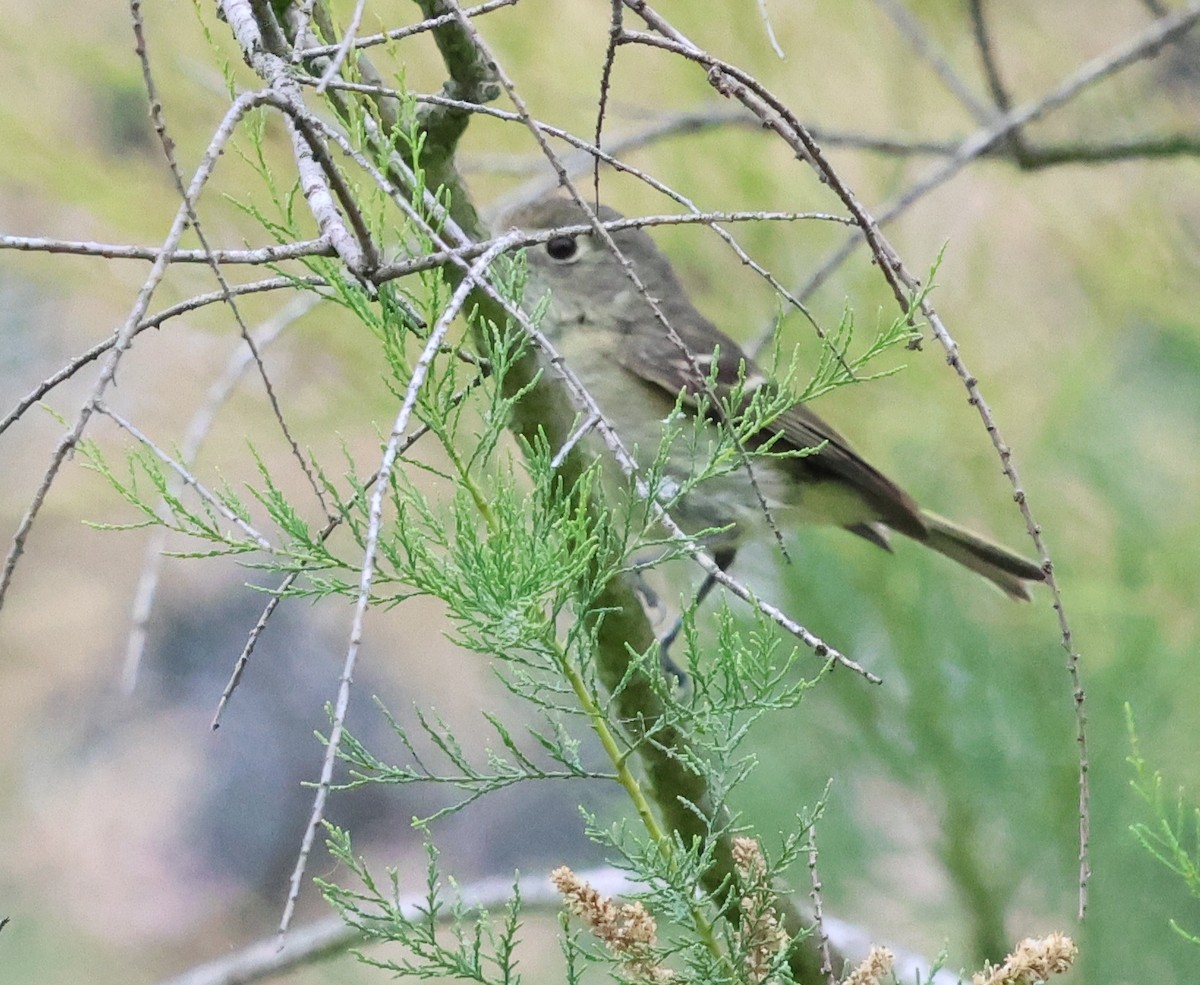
<box><xmin>918</xmin><ymin>510</ymin><xmax>1044</xmax><ymax>601</ymax></box>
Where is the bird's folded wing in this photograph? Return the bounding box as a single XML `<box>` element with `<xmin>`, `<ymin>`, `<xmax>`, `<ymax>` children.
<box><xmin>614</xmin><ymin>326</ymin><xmax>928</xmax><ymax>538</ymax></box>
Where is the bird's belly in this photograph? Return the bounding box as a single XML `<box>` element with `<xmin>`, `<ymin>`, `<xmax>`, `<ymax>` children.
<box><xmin>655</xmin><ymin>458</ymin><xmax>869</xmax><ymax>547</ymax></box>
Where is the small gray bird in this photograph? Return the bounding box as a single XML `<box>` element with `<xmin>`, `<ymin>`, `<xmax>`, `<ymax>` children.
<box><xmin>506</xmin><ymin>197</ymin><xmax>1045</xmax><ymax>601</ymax></box>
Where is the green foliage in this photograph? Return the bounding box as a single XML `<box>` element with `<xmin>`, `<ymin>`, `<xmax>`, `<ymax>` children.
<box><xmin>792</xmin><ymin>248</ymin><xmax>936</xmax><ymax>406</ymax></box>
<box><xmin>77</xmin><ymin>433</ymin><xmax>263</xmax><ymax>557</ymax></box>
<box><xmin>1127</xmin><ymin>706</ymin><xmax>1200</xmax><ymax>946</ymax></box>
<box><xmin>60</xmin><ymin>15</ymin><xmax>1045</xmax><ymax>983</ymax></box>
<box><xmin>77</xmin><ymin>161</ymin><xmax>918</xmax><ymax>982</ymax></box>
<box><xmin>320</xmin><ymin>831</ymin><xmax>526</xmax><ymax>985</ymax></box>
<box><xmin>59</xmin><ymin>13</ymin><xmax>1023</xmax><ymax>968</ymax></box>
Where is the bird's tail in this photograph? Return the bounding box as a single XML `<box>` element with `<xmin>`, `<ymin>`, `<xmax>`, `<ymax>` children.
<box><xmin>918</xmin><ymin>510</ymin><xmax>1045</xmax><ymax>601</ymax></box>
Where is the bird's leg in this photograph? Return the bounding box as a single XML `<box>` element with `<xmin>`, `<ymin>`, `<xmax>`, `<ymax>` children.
<box><xmin>629</xmin><ymin>564</ymin><xmax>663</xmax><ymax>617</ymax></box>
<box><xmin>659</xmin><ymin>546</ymin><xmax>738</xmax><ymax>683</ymax></box>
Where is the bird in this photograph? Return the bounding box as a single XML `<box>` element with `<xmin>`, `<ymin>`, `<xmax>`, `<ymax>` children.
<box><xmin>504</xmin><ymin>196</ymin><xmax>1045</xmax><ymax>609</ymax></box>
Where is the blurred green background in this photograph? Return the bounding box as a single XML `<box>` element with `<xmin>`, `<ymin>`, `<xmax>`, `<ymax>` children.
<box><xmin>1</xmin><ymin>2</ymin><xmax>1198</xmax><ymax>983</ymax></box>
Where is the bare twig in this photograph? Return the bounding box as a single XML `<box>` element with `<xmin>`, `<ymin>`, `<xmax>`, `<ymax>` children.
<box><xmin>0</xmin><ymin>275</ymin><xmax>331</xmax><ymax>439</ymax></box>
<box><xmin>872</xmin><ymin>0</ymin><xmax>993</xmax><ymax>121</ymax></box>
<box><xmin>618</xmin><ymin>24</ymin><xmax>913</xmax><ymax>312</ymax></box>
<box><xmin>120</xmin><ymin>295</ymin><xmax>316</xmax><ymax>693</ymax></box>
<box><xmin>296</xmin><ymin>0</ymin><xmax>518</xmax><ymax>58</ymax></box>
<box><xmin>276</xmin><ymin>232</ymin><xmax>522</xmax><ymax>939</ymax></box>
<box><xmin>550</xmin><ymin>412</ymin><xmax>602</xmax><ymax>470</ymax></box>
<box><xmin>0</xmin><ymin>86</ymin><xmax>273</xmax><ymax>608</ymax></box>
<box><xmin>794</xmin><ymin>0</ymin><xmax>1200</xmax><ymax>302</ymax></box>
<box><xmin>0</xmin><ymin>235</ymin><xmax>333</xmax><ymax>264</ymax></box>
<box><xmin>807</xmin><ymin>825</ymin><xmax>836</xmax><ymax>985</ymax></box>
<box><xmin>468</xmin><ymin>109</ymin><xmax>1200</xmax><ymax>174</ymax></box>
<box><xmin>594</xmin><ymin>1</ymin><xmax>622</xmax><ymax>207</ymax></box>
<box><xmin>967</xmin><ymin>0</ymin><xmax>1030</xmax><ymax>160</ymax></box>
<box><xmin>94</xmin><ymin>403</ymin><xmax>276</xmax><ymax>551</ymax></box>
<box><xmin>756</xmin><ymin>0</ymin><xmax>786</xmax><ymax>58</ymax></box>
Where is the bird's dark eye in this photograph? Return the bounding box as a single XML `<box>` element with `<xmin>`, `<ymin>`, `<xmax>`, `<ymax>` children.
<box><xmin>545</xmin><ymin>235</ymin><xmax>579</xmax><ymax>262</ymax></box>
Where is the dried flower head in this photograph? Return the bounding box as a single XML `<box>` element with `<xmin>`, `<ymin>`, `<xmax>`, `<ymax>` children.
<box><xmin>730</xmin><ymin>837</ymin><xmax>787</xmax><ymax>983</ymax></box>
<box><xmin>840</xmin><ymin>946</ymin><xmax>894</xmax><ymax>985</ymax></box>
<box><xmin>733</xmin><ymin>836</ymin><xmax>768</xmax><ymax>884</ymax></box>
<box><xmin>552</xmin><ymin>866</ymin><xmax>672</xmax><ymax>984</ymax></box>
<box><xmin>738</xmin><ymin>893</ymin><xmax>788</xmax><ymax>983</ymax></box>
<box><xmin>972</xmin><ymin>932</ymin><xmax>1078</xmax><ymax>985</ymax></box>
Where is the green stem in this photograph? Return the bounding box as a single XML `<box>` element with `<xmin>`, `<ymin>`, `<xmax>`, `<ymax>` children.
<box><xmin>553</xmin><ymin>634</ymin><xmax>730</xmax><ymax>970</ymax></box>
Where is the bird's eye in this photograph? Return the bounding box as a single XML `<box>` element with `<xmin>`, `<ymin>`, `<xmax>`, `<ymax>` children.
<box><xmin>544</xmin><ymin>235</ymin><xmax>580</xmax><ymax>263</ymax></box>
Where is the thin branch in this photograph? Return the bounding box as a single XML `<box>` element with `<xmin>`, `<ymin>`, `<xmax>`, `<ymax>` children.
<box><xmin>120</xmin><ymin>295</ymin><xmax>316</xmax><ymax>694</ymax></box>
<box><xmin>617</xmin><ymin>23</ymin><xmax>913</xmax><ymax>309</ymax></box>
<box><xmin>594</xmin><ymin>1</ymin><xmax>622</xmax><ymax>207</ymax></box>
<box><xmin>807</xmin><ymin>825</ymin><xmax>836</xmax><ymax>985</ymax></box>
<box><xmin>550</xmin><ymin>412</ymin><xmax>602</xmax><ymax>470</ymax></box>
<box><xmin>276</xmin><ymin>232</ymin><xmax>522</xmax><ymax>939</ymax></box>
<box><xmin>0</xmin><ymin>275</ymin><xmax>329</xmax><ymax>440</ymax></box>
<box><xmin>998</xmin><ymin>133</ymin><xmax>1200</xmax><ymax>166</ymax></box>
<box><xmin>872</xmin><ymin>0</ymin><xmax>993</xmax><ymax>122</ymax></box>
<box><xmin>794</xmin><ymin>0</ymin><xmax>1200</xmax><ymax>302</ymax></box>
<box><xmin>472</xmin><ymin>116</ymin><xmax>1200</xmax><ymax>174</ymax></box>
<box><xmin>0</xmin><ymin>236</ymin><xmax>333</xmax><ymax>263</ymax></box>
<box><xmin>0</xmin><ymin>86</ymin><xmax>272</xmax><ymax>609</ymax></box>
<box><xmin>967</xmin><ymin>0</ymin><xmax>1030</xmax><ymax>161</ymax></box>
<box><xmin>296</xmin><ymin>0</ymin><xmax>518</xmax><ymax>58</ymax></box>
<box><xmin>756</xmin><ymin>0</ymin><xmax>786</xmax><ymax>59</ymax></box>
<box><xmin>94</xmin><ymin>403</ymin><xmax>276</xmax><ymax>551</ymax></box>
